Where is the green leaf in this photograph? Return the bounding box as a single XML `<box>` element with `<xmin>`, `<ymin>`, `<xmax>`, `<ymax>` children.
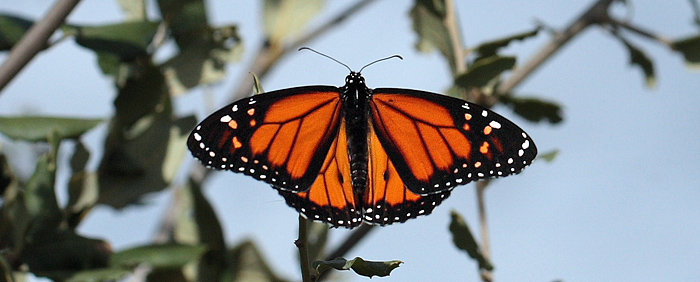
<box><xmin>454</xmin><ymin>55</ymin><xmax>516</xmax><ymax>89</ymax></box>
<box><xmin>162</xmin><ymin>25</ymin><xmax>242</xmax><ymax>95</ymax></box>
<box><xmin>23</xmin><ymin>152</ymin><xmax>61</xmax><ymax>236</ymax></box>
<box><xmin>410</xmin><ymin>0</ymin><xmax>458</xmax><ymax>73</ymax></box>
<box><xmin>0</xmin><ymin>116</ymin><xmax>102</xmax><ymax>142</ymax></box>
<box><xmin>116</xmin><ymin>0</ymin><xmax>147</xmax><ymax>21</ymax></box>
<box><xmin>168</xmin><ymin>178</ymin><xmax>227</xmax><ymax>281</ymax></box>
<box><xmin>157</xmin><ymin>0</ymin><xmax>209</xmax><ymax>47</ymax></box>
<box><xmin>158</xmin><ymin>0</ymin><xmax>243</xmax><ymax>94</ymax></box>
<box><xmin>67</xmin><ymin>141</ymin><xmax>97</xmax><ymax>228</ymax></box>
<box><xmin>616</xmin><ymin>35</ymin><xmax>656</xmax><ymax>88</ymax></box>
<box><xmin>174</xmin><ymin>179</ymin><xmax>225</xmax><ymax>247</ymax></box>
<box><xmin>499</xmin><ymin>95</ymin><xmax>563</xmax><ymax>124</ymax></box>
<box><xmin>313</xmin><ymin>257</ymin><xmax>402</xmax><ymax>278</ymax></box>
<box><xmin>98</xmin><ymin>63</ymin><xmax>178</xmax><ymax>208</ymax></box>
<box><xmin>263</xmin><ymin>0</ymin><xmax>324</xmax><ymax>45</ymax></box>
<box><xmin>0</xmin><ymin>153</ymin><xmax>15</xmax><ymax>196</ymax></box>
<box><xmin>0</xmin><ymin>13</ymin><xmax>35</xmax><ymax>51</ymax></box>
<box><xmin>672</xmin><ymin>34</ymin><xmax>700</xmax><ymax>68</ymax></box>
<box><xmin>66</xmin><ymin>21</ymin><xmax>159</xmax><ymax>59</ymax></box>
<box><xmin>224</xmin><ymin>241</ymin><xmax>287</xmax><ymax>282</ymax></box>
<box><xmin>538</xmin><ymin>149</ymin><xmax>559</xmax><ymax>163</ymax></box>
<box><xmin>473</xmin><ymin>27</ymin><xmax>541</xmax><ymax>58</ymax></box>
<box><xmin>65</xmin><ymin>267</ymin><xmax>131</xmax><ymax>282</ymax></box>
<box><xmin>449</xmin><ymin>211</ymin><xmax>493</xmax><ymax>271</ymax></box>
<box><xmin>23</xmin><ymin>231</ymin><xmax>111</xmax><ymax>276</ymax></box>
<box><xmin>0</xmin><ymin>255</ymin><xmax>13</xmax><ymax>282</ymax></box>
<box><xmin>0</xmin><ymin>156</ymin><xmax>29</xmax><ymax>251</ymax></box>
<box><xmin>111</xmin><ymin>244</ymin><xmax>208</xmax><ymax>270</ymax></box>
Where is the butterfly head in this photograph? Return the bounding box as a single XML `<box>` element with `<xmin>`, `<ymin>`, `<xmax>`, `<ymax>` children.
<box><xmin>345</xmin><ymin>71</ymin><xmax>366</xmax><ymax>87</ymax></box>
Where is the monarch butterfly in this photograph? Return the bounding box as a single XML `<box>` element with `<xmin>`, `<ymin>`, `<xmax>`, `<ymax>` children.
<box><xmin>188</xmin><ymin>48</ymin><xmax>537</xmax><ymax>228</ymax></box>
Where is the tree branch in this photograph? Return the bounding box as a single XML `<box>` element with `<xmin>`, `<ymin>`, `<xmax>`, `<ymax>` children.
<box><xmin>496</xmin><ymin>0</ymin><xmax>616</xmax><ymax>95</ymax></box>
<box><xmin>0</xmin><ymin>0</ymin><xmax>82</xmax><ymax>93</ymax></box>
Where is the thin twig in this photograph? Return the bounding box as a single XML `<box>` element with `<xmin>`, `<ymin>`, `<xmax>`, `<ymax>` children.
<box><xmin>476</xmin><ymin>181</ymin><xmax>492</xmax><ymax>282</ymax></box>
<box><xmin>0</xmin><ymin>0</ymin><xmax>82</xmax><ymax>93</ymax></box>
<box><xmin>297</xmin><ymin>216</ymin><xmax>312</xmax><ymax>282</ymax></box>
<box><xmin>607</xmin><ymin>17</ymin><xmax>674</xmax><ymax>47</ymax></box>
<box><xmin>444</xmin><ymin>0</ymin><xmax>466</xmax><ymax>74</ymax></box>
<box><xmin>496</xmin><ymin>0</ymin><xmax>616</xmax><ymax>95</ymax></box>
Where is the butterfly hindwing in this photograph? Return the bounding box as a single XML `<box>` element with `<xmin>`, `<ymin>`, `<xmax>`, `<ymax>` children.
<box><xmin>364</xmin><ymin>123</ymin><xmax>451</xmax><ymax>225</ymax></box>
<box><xmin>276</xmin><ymin>120</ymin><xmax>362</xmax><ymax>228</ymax></box>
<box><xmin>187</xmin><ymin>86</ymin><xmax>344</xmax><ymax>192</ymax></box>
<box><xmin>369</xmin><ymin>88</ymin><xmax>537</xmax><ymax>195</ymax></box>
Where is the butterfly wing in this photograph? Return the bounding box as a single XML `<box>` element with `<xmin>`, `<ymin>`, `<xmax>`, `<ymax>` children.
<box><xmin>275</xmin><ymin>120</ymin><xmax>362</xmax><ymax>228</ymax></box>
<box><xmin>363</xmin><ymin>123</ymin><xmax>452</xmax><ymax>226</ymax></box>
<box><xmin>187</xmin><ymin>86</ymin><xmax>343</xmax><ymax>192</ymax></box>
<box><xmin>369</xmin><ymin>88</ymin><xmax>537</xmax><ymax>195</ymax></box>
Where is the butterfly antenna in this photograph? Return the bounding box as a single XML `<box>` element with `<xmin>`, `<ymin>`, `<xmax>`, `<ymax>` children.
<box><xmin>298</xmin><ymin>47</ymin><xmax>352</xmax><ymax>73</ymax></box>
<box><xmin>358</xmin><ymin>54</ymin><xmax>403</xmax><ymax>73</ymax></box>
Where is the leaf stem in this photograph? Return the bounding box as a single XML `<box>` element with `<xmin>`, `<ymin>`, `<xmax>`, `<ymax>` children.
<box><xmin>0</xmin><ymin>0</ymin><xmax>82</xmax><ymax>93</ymax></box>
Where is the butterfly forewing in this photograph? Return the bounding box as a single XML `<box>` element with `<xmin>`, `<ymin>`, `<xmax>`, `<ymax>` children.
<box><xmin>370</xmin><ymin>88</ymin><xmax>537</xmax><ymax>195</ymax></box>
<box><xmin>187</xmin><ymin>86</ymin><xmax>344</xmax><ymax>192</ymax></box>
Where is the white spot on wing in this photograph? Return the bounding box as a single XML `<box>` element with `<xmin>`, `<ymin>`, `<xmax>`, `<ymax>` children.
<box><xmin>220</xmin><ymin>115</ymin><xmax>232</xmax><ymax>123</ymax></box>
<box><xmin>489</xmin><ymin>120</ymin><xmax>501</xmax><ymax>129</ymax></box>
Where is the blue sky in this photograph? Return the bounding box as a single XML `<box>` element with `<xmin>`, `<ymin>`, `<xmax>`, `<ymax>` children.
<box><xmin>1</xmin><ymin>1</ymin><xmax>699</xmax><ymax>281</ymax></box>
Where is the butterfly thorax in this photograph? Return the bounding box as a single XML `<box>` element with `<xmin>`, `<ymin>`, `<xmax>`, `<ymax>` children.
<box><xmin>343</xmin><ymin>72</ymin><xmax>370</xmax><ymax>196</ymax></box>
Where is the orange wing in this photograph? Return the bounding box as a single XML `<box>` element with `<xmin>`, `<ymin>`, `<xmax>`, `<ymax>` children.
<box><xmin>370</xmin><ymin>88</ymin><xmax>537</xmax><ymax>195</ymax></box>
<box><xmin>187</xmin><ymin>86</ymin><xmax>343</xmax><ymax>192</ymax></box>
<box><xmin>275</xmin><ymin>120</ymin><xmax>362</xmax><ymax>228</ymax></box>
<box><xmin>363</xmin><ymin>123</ymin><xmax>451</xmax><ymax>226</ymax></box>
<box><xmin>276</xmin><ymin>121</ymin><xmax>451</xmax><ymax>228</ymax></box>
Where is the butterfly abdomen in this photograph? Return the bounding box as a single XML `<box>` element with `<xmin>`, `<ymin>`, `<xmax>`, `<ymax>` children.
<box><xmin>343</xmin><ymin>73</ymin><xmax>371</xmax><ymax>195</ymax></box>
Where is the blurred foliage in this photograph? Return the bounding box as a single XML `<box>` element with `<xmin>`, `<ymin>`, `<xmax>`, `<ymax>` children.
<box><xmin>0</xmin><ymin>14</ymin><xmax>34</xmax><ymax>51</ymax></box>
<box><xmin>672</xmin><ymin>34</ymin><xmax>700</xmax><ymax>67</ymax></box>
<box><xmin>613</xmin><ymin>32</ymin><xmax>656</xmax><ymax>88</ymax></box>
<box><xmin>0</xmin><ymin>0</ymin><xmax>697</xmax><ymax>281</ymax></box>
